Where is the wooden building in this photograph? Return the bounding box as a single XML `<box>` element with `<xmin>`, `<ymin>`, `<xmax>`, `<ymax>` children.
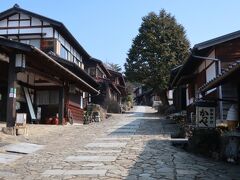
<box><xmin>0</xmin><ymin>4</ymin><xmax>99</xmax><ymax>127</ymax></box>
<box><xmin>83</xmin><ymin>57</ymin><xmax>122</xmax><ymax>109</ymax></box>
<box><xmin>172</xmin><ymin>30</ymin><xmax>240</xmax><ymax>123</ymax></box>
<box><xmin>133</xmin><ymin>85</ymin><xmax>160</xmax><ymax>106</ymax></box>
<box><xmin>134</xmin><ymin>88</ymin><xmax>152</xmax><ymax>106</ymax></box>
<box><xmin>169</xmin><ymin>65</ymin><xmax>186</xmax><ymax>112</ymax></box>
<box><xmin>108</xmin><ymin>69</ymin><xmax>127</xmax><ymax>104</ymax></box>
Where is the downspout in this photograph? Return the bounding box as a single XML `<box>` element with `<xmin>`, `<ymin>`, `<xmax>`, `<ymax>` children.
<box><xmin>192</xmin><ymin>55</ymin><xmax>223</xmax><ymax>121</ymax></box>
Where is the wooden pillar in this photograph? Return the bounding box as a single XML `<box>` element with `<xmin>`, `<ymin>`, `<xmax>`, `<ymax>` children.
<box><xmin>58</xmin><ymin>86</ymin><xmax>65</xmax><ymax>125</ymax></box>
<box><xmin>6</xmin><ymin>54</ymin><xmax>17</xmax><ymax>127</ymax></box>
<box><xmin>216</xmin><ymin>61</ymin><xmax>223</xmax><ymax>121</ymax></box>
<box><xmin>237</xmin><ymin>84</ymin><xmax>240</xmax><ymax>125</ymax></box>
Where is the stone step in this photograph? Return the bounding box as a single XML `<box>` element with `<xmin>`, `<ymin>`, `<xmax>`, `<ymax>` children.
<box><xmin>111</xmin><ymin>125</ymin><xmax>140</xmax><ymax>128</ymax></box>
<box><xmin>107</xmin><ymin>129</ymin><xmax>137</xmax><ymax>133</ymax></box>
<box><xmin>95</xmin><ymin>137</ymin><xmax>131</xmax><ymax>141</ymax></box>
<box><xmin>65</xmin><ymin>155</ymin><xmax>117</xmax><ymax>162</ymax></box>
<box><xmin>82</xmin><ymin>163</ymin><xmax>104</xmax><ymax>167</ymax></box>
<box><xmin>85</xmin><ymin>142</ymin><xmax>127</xmax><ymax>148</ymax></box>
<box><xmin>76</xmin><ymin>149</ymin><xmax>122</xmax><ymax>154</ymax></box>
<box><xmin>42</xmin><ymin>169</ymin><xmax>107</xmax><ymax>176</ymax></box>
<box><xmin>109</xmin><ymin>133</ymin><xmax>135</xmax><ymax>136</ymax></box>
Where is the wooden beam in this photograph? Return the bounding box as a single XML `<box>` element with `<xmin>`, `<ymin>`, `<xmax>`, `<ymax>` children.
<box><xmin>0</xmin><ymin>38</ymin><xmax>32</xmax><ymax>52</ymax></box>
<box><xmin>58</xmin><ymin>86</ymin><xmax>65</xmax><ymax>125</ymax></box>
<box><xmin>25</xmin><ymin>67</ymin><xmax>63</xmax><ymax>86</ymax></box>
<box><xmin>6</xmin><ymin>54</ymin><xmax>17</xmax><ymax>127</ymax></box>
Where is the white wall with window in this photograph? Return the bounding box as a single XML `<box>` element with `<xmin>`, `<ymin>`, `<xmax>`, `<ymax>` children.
<box><xmin>0</xmin><ymin>12</ymin><xmax>85</xmax><ymax>69</ymax></box>
<box><xmin>0</xmin><ymin>13</ymin><xmax>53</xmax><ymax>38</ymax></box>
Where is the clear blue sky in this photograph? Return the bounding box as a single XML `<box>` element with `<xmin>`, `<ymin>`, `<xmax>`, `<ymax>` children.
<box><xmin>1</xmin><ymin>0</ymin><xmax>240</xmax><ymax>70</ymax></box>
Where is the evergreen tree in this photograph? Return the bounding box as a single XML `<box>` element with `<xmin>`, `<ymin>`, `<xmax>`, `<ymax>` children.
<box><xmin>106</xmin><ymin>62</ymin><xmax>122</xmax><ymax>72</ymax></box>
<box><xmin>125</xmin><ymin>9</ymin><xmax>190</xmax><ymax>105</ymax></box>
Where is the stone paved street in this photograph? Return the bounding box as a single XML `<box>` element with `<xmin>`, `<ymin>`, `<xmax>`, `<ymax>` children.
<box><xmin>0</xmin><ymin>106</ymin><xmax>239</xmax><ymax>180</ymax></box>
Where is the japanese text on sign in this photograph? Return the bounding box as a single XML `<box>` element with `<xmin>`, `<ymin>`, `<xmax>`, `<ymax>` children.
<box><xmin>196</xmin><ymin>106</ymin><xmax>216</xmax><ymax>128</ymax></box>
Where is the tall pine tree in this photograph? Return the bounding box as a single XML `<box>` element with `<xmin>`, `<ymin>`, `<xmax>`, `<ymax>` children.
<box><xmin>125</xmin><ymin>10</ymin><xmax>190</xmax><ymax>106</ymax></box>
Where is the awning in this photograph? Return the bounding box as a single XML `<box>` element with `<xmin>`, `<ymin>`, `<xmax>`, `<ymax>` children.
<box><xmin>0</xmin><ymin>37</ymin><xmax>99</xmax><ymax>94</ymax></box>
<box><xmin>171</xmin><ymin>55</ymin><xmax>203</xmax><ymax>88</ymax></box>
<box><xmin>32</xmin><ymin>47</ymin><xmax>99</xmax><ymax>94</ymax></box>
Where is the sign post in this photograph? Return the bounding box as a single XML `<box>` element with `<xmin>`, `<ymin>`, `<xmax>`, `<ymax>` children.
<box><xmin>196</xmin><ymin>101</ymin><xmax>216</xmax><ymax>129</ymax></box>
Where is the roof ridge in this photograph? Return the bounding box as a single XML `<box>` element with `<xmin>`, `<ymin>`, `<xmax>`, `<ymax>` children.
<box><xmin>0</xmin><ymin>5</ymin><xmax>90</xmax><ymax>58</ymax></box>
<box><xmin>194</xmin><ymin>30</ymin><xmax>240</xmax><ymax>50</ymax></box>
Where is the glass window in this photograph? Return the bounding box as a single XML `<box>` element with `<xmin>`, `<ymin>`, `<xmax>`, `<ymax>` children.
<box><xmin>20</xmin><ymin>40</ymin><xmax>30</xmax><ymax>44</ymax></box>
<box><xmin>79</xmin><ymin>55</ymin><xmax>83</xmax><ymax>62</ymax></box>
<box><xmin>75</xmin><ymin>59</ymin><xmax>78</xmax><ymax>65</ymax></box>
<box><xmin>89</xmin><ymin>67</ymin><xmax>96</xmax><ymax>77</ymax></box>
<box><xmin>29</xmin><ymin>39</ymin><xmax>40</xmax><ymax>48</ymax></box>
<box><xmin>40</xmin><ymin>39</ymin><xmax>54</xmax><ymax>53</ymax></box>
<box><xmin>67</xmin><ymin>53</ymin><xmax>72</xmax><ymax>62</ymax></box>
<box><xmin>96</xmin><ymin>68</ymin><xmax>104</xmax><ymax>78</ymax></box>
<box><xmin>60</xmin><ymin>44</ymin><xmax>68</xmax><ymax>59</ymax></box>
<box><xmin>73</xmin><ymin>57</ymin><xmax>79</xmax><ymax>65</ymax></box>
<box><xmin>20</xmin><ymin>39</ymin><xmax>40</xmax><ymax>48</ymax></box>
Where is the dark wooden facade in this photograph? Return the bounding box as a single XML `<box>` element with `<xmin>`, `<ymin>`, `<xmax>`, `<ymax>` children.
<box><xmin>83</xmin><ymin>58</ymin><xmax>126</xmax><ymax>110</ymax></box>
<box><xmin>0</xmin><ymin>5</ymin><xmax>99</xmax><ymax>126</ymax></box>
<box><xmin>172</xmin><ymin>31</ymin><xmax>240</xmax><ymax>123</ymax></box>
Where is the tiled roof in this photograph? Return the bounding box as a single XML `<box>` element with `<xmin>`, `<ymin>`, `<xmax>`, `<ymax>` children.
<box><xmin>199</xmin><ymin>60</ymin><xmax>240</xmax><ymax>92</ymax></box>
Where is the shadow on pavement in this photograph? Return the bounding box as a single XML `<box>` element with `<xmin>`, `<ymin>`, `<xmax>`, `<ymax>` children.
<box><xmin>125</xmin><ymin>139</ymin><xmax>176</xmax><ymax>180</ymax></box>
<box><xmin>124</xmin><ymin>138</ymin><xmax>240</xmax><ymax>180</ymax></box>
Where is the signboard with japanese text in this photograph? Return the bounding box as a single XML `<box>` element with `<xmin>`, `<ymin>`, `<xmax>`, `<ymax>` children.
<box><xmin>196</xmin><ymin>106</ymin><xmax>216</xmax><ymax>128</ymax></box>
<box><xmin>9</xmin><ymin>88</ymin><xmax>16</xmax><ymax>98</ymax></box>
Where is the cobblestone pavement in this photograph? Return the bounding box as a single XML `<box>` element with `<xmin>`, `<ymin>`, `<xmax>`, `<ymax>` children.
<box><xmin>0</xmin><ymin>106</ymin><xmax>239</xmax><ymax>180</ymax></box>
